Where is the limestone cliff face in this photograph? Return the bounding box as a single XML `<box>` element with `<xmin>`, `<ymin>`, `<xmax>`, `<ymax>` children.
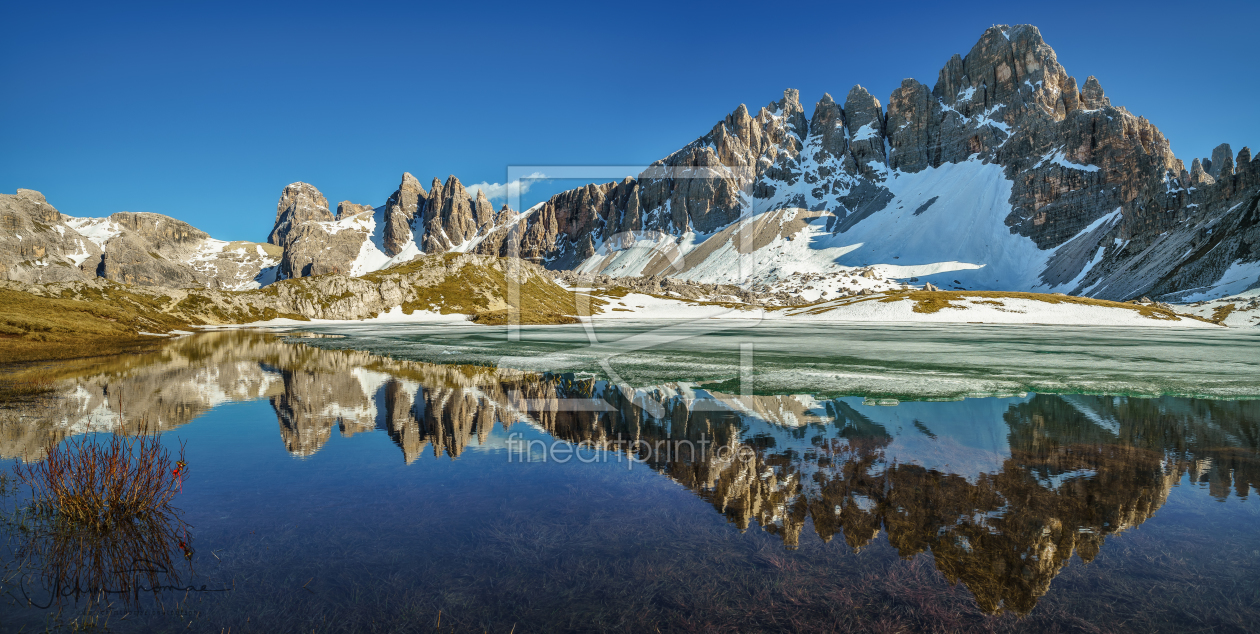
<box><xmin>268</xmin><ymin>182</ymin><xmax>332</xmax><ymax>247</ymax></box>
<box><xmin>266</xmin><ymin>174</ymin><xmax>512</xmax><ymax>281</ymax></box>
<box><xmin>84</xmin><ymin>211</ymin><xmax>278</xmax><ymax>290</ymax></box>
<box><xmin>419</xmin><ymin>175</ymin><xmax>497</xmax><ymax>252</ymax></box>
<box><xmin>382</xmin><ymin>172</ymin><xmax>426</xmax><ymax>256</ymax></box>
<box><xmin>0</xmin><ymin>189</ymin><xmax>277</xmax><ymax>289</ymax></box>
<box><xmin>336</xmin><ymin>201</ymin><xmax>375</xmax><ymax>219</ymax></box>
<box><xmin>0</xmin><ymin>189</ymin><xmax>100</xmax><ymax>283</ymax></box>
<box><xmin>266</xmin><ymin>182</ymin><xmax>368</xmax><ymax>280</ymax></box>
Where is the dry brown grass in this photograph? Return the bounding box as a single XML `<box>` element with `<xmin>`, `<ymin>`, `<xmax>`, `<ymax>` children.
<box><xmin>0</xmin><ymin>373</ymin><xmax>56</xmax><ymax>404</ymax></box>
<box><xmin>1211</xmin><ymin>303</ymin><xmax>1236</xmax><ymax>324</ymax></box>
<box><xmin>0</xmin><ymin>287</ymin><xmax>185</xmax><ymax>364</ymax></box>
<box><xmin>365</xmin><ymin>253</ymin><xmax>607</xmax><ymax>322</ymax></box>
<box><xmin>880</xmin><ymin>289</ymin><xmax>1206</xmax><ymax>321</ymax></box>
<box><xmin>469</xmin><ymin>310</ymin><xmax>580</xmax><ymax>325</ymax></box>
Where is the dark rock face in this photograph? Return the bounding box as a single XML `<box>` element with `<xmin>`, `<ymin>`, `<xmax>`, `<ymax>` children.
<box><xmin>886</xmin><ymin>80</ymin><xmax>934</xmax><ymax>173</ymax></box>
<box><xmin>842</xmin><ymin>86</ymin><xmax>888</xmax><ymax>181</ymax></box>
<box><xmin>1083</xmin><ymin>147</ymin><xmax>1260</xmax><ymax>301</ymax></box>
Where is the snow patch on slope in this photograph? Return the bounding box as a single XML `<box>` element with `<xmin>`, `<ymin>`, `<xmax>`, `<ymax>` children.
<box><xmin>827</xmin><ymin>157</ymin><xmax>1049</xmax><ymax>289</ymax></box>
<box><xmin>1176</xmin><ymin>260</ymin><xmax>1260</xmax><ymax>302</ymax></box>
<box><xmin>63</xmin><ymin>216</ymin><xmax>122</xmax><ymax>248</ymax></box>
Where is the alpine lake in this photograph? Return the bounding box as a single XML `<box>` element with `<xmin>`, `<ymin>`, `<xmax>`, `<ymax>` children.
<box><xmin>1</xmin><ymin>320</ymin><xmax>1258</xmax><ymax>633</ymax></box>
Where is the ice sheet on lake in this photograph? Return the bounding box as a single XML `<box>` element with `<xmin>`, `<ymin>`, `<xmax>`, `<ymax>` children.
<box><xmin>294</xmin><ymin>320</ymin><xmax>1260</xmax><ymax>400</ymax></box>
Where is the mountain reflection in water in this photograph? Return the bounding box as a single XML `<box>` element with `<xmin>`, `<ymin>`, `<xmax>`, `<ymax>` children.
<box><xmin>1</xmin><ymin>330</ymin><xmax>1257</xmax><ymax>620</ymax></box>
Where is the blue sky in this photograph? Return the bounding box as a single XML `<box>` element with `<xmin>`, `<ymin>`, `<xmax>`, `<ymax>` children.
<box><xmin>3</xmin><ymin>0</ymin><xmax>1257</xmax><ymax>242</ymax></box>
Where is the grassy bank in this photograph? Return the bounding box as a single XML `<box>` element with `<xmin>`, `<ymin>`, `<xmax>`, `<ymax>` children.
<box><xmin>0</xmin><ymin>287</ymin><xmax>190</xmax><ymax>364</ymax></box>
<box><xmin>0</xmin><ymin>255</ymin><xmax>601</xmax><ymax>364</ymax></box>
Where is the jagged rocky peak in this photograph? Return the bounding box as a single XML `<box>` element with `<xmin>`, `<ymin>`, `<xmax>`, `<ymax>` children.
<box><xmin>264</xmin><ymin>181</ymin><xmax>369</xmax><ymax>281</ymax></box>
<box><xmin>772</xmin><ymin>88</ymin><xmax>808</xmax><ymax>141</ymax></box>
<box><xmin>808</xmin><ymin>92</ymin><xmax>847</xmax><ymax>164</ymax></box>
<box><xmin>1209</xmin><ymin>143</ymin><xmax>1235</xmax><ymax>179</ymax></box>
<box><xmin>269</xmin><ymin>182</ymin><xmax>331</xmax><ymax>247</ymax></box>
<box><xmin>473</xmin><ymin>188</ymin><xmax>496</xmax><ymax>229</ymax></box>
<box><xmin>934</xmin><ymin>25</ymin><xmax>1064</xmax><ymax>116</ymax></box>
<box><xmin>336</xmin><ymin>201</ymin><xmax>374</xmax><ymax>219</ymax></box>
<box><xmin>886</xmin><ymin>79</ymin><xmax>934</xmax><ymax>172</ymax></box>
<box><xmin>1079</xmin><ymin>76</ymin><xmax>1109</xmax><ymax>110</ymax></box>
<box><xmin>1190</xmin><ymin>158</ymin><xmax>1215</xmax><ymax>186</ymax></box>
<box><xmin>383</xmin><ymin>172</ymin><xmax>427</xmax><ymax>256</ymax></box>
<box><xmin>843</xmin><ymin>85</ymin><xmax>887</xmax><ymax>179</ymax></box>
<box><xmin>421</xmin><ymin>175</ymin><xmax>481</xmax><ymax>253</ymax></box>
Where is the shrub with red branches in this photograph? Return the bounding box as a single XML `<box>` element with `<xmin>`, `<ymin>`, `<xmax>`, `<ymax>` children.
<box><xmin>16</xmin><ymin>431</ymin><xmax>187</xmax><ymax>529</ymax></box>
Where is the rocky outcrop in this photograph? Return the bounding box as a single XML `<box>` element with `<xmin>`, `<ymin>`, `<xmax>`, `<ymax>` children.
<box><xmin>5</xmin><ymin>252</ymin><xmax>582</xmax><ymax>326</ymax></box>
<box><xmin>1081</xmin><ymin>145</ymin><xmax>1260</xmax><ymax>300</ymax></box>
<box><xmin>267</xmin><ymin>182</ymin><xmax>372</xmax><ymax>280</ymax></box>
<box><xmin>268</xmin><ymin>182</ymin><xmax>332</xmax><ymax>247</ymax></box>
<box><xmin>261</xmin><ymin>173</ymin><xmax>523</xmax><ymax>280</ymax></box>
<box><xmin>0</xmin><ymin>189</ymin><xmax>99</xmax><ymax>283</ymax></box>
<box><xmin>382</xmin><ymin>172</ymin><xmax>426</xmax><ymax>256</ymax></box>
<box><xmin>1</xmin><ymin>189</ymin><xmax>277</xmax><ymax>289</ymax></box>
<box><xmin>842</xmin><ymin>85</ymin><xmax>888</xmax><ymax>181</ymax></box>
<box><xmin>474</xmin><ymin>89</ymin><xmax>811</xmax><ymax>264</ymax></box>
<box><xmin>85</xmin><ymin>211</ymin><xmax>278</xmax><ymax>290</ymax></box>
<box><xmin>96</xmin><ymin>212</ymin><xmax>212</xmax><ymax>287</ymax></box>
<box><xmin>336</xmin><ymin>201</ymin><xmax>375</xmax><ymax>219</ymax></box>
<box><xmin>420</xmin><ymin>175</ymin><xmax>486</xmax><ymax>252</ymax></box>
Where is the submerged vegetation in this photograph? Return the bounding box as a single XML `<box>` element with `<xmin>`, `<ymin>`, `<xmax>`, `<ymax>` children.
<box><xmin>15</xmin><ymin>430</ymin><xmax>187</xmax><ymax>529</ymax></box>
<box><xmin>0</xmin><ymin>373</ymin><xmax>55</xmax><ymax>405</ymax></box>
<box><xmin>1</xmin><ymin>426</ymin><xmax>194</xmax><ymax>620</ymax></box>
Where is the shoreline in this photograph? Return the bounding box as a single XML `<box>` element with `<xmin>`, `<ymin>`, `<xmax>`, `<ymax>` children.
<box><xmin>202</xmin><ymin>289</ymin><xmax>1230</xmax><ymax>331</ymax></box>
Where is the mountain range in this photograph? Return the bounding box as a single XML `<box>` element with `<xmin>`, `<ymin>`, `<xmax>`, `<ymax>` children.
<box><xmin>3</xmin><ymin>24</ymin><xmax>1257</xmax><ymax>303</ymax></box>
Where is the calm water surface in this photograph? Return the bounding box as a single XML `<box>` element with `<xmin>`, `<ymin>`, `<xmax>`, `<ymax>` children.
<box><xmin>0</xmin><ymin>328</ymin><xmax>1257</xmax><ymax>633</ymax></box>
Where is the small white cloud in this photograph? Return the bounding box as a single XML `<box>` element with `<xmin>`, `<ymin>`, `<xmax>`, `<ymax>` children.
<box><xmin>466</xmin><ymin>172</ymin><xmax>548</xmax><ymax>201</ymax></box>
